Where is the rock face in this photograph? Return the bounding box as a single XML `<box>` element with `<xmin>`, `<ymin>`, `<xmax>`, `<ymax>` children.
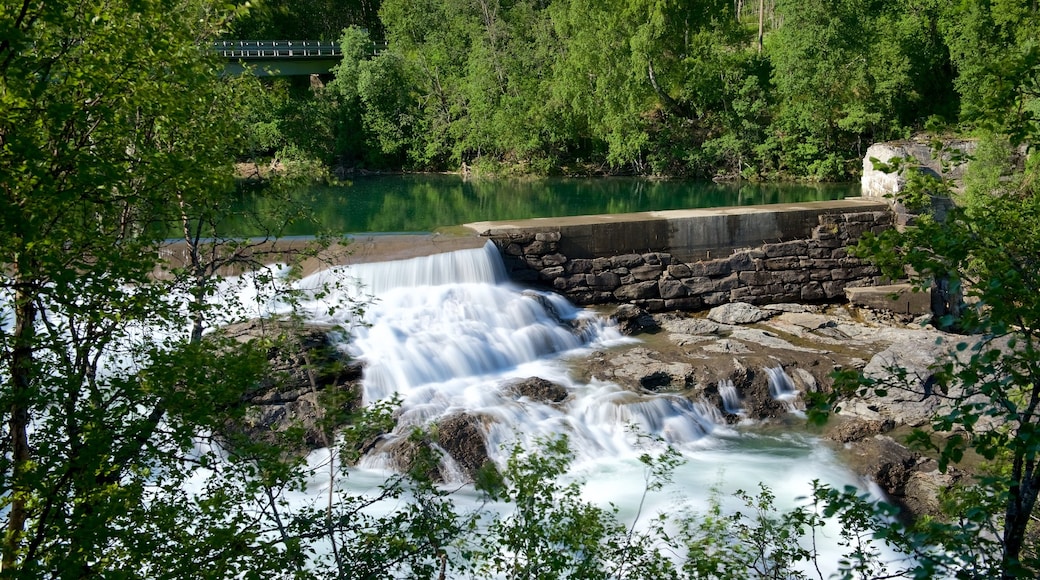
<box><xmin>861</xmin><ymin>138</ymin><xmax>976</xmax><ymax>197</ymax></box>
<box><xmin>218</xmin><ymin>320</ymin><xmax>363</xmax><ymax>453</ymax></box>
<box><xmin>571</xmin><ymin>301</ymin><xmax>982</xmax><ymax>522</ymax></box>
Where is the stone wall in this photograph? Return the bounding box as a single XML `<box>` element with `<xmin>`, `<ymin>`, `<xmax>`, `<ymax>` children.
<box><xmin>480</xmin><ymin>209</ymin><xmax>892</xmax><ymax>311</ymax></box>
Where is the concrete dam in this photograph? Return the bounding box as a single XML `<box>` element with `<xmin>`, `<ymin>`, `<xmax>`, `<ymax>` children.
<box><xmin>462</xmin><ymin>197</ymin><xmax>900</xmax><ymax>312</ymax></box>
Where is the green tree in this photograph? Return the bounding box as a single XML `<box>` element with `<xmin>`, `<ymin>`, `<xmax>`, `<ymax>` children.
<box><xmin>940</xmin><ymin>0</ymin><xmax>1040</xmax><ymax>143</ymax></box>
<box><xmin>0</xmin><ymin>1</ymin><xmax>318</xmax><ymax>575</ymax></box>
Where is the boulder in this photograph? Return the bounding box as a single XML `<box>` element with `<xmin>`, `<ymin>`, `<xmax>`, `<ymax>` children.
<box><xmin>216</xmin><ymin>319</ymin><xmax>363</xmax><ymax>453</ymax></box>
<box><xmin>611</xmin><ymin>303</ymin><xmax>659</xmax><ymax>335</ymax></box>
<box><xmin>861</xmin><ymin>139</ymin><xmax>975</xmax><ymax>197</ymax></box>
<box><xmin>437</xmin><ymin>413</ymin><xmax>492</xmax><ymax>481</ymax></box>
<box><xmin>505</xmin><ymin>377</ymin><xmax>569</xmax><ymax>404</ymax></box>
<box><xmin>707</xmin><ymin>302</ymin><xmax>771</xmax><ymax>325</ymax></box>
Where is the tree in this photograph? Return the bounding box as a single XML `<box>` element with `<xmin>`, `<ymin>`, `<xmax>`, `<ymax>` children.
<box><xmin>0</xmin><ymin>1</ymin><xmax>319</xmax><ymax>575</ymax></box>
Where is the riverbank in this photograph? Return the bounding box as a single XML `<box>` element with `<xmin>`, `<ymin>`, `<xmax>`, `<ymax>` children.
<box><xmin>596</xmin><ymin>300</ymin><xmax>973</xmax><ymax>521</ymax></box>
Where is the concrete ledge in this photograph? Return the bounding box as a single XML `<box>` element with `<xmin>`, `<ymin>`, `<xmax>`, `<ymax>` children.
<box><xmin>464</xmin><ymin>198</ymin><xmax>891</xmax><ymax>261</ymax></box>
<box><xmin>845</xmin><ymin>284</ymin><xmax>932</xmax><ymax>315</ymax></box>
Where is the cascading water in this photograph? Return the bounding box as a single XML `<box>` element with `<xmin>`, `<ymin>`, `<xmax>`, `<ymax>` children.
<box><xmin>281</xmin><ymin>241</ymin><xmax>897</xmax><ymax>575</ymax></box>
<box><xmin>291</xmin><ymin>241</ymin><xmax>726</xmax><ymax>468</ymax></box>
<box><xmin>766</xmin><ymin>365</ymin><xmax>801</xmax><ymax>413</ymax></box>
<box><xmin>718</xmin><ymin>378</ymin><xmax>745</xmax><ymax>415</ymax></box>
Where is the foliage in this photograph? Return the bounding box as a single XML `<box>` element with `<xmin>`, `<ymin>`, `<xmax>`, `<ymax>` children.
<box><xmin>813</xmin><ymin>136</ymin><xmax>1040</xmax><ymax>578</ymax></box>
<box><xmin>0</xmin><ymin>0</ymin><xmax>336</xmax><ymax>576</ymax></box>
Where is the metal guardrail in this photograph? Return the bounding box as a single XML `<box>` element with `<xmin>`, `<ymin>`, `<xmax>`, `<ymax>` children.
<box><xmin>212</xmin><ymin>40</ymin><xmax>343</xmax><ymax>60</ymax></box>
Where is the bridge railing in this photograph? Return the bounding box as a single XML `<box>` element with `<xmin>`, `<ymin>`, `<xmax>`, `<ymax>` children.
<box><xmin>213</xmin><ymin>40</ymin><xmax>343</xmax><ymax>60</ymax></box>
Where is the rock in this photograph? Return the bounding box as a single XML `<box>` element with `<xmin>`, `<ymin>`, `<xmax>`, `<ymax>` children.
<box><xmin>655</xmin><ymin>313</ymin><xmax>721</xmax><ymax>336</ymax></box>
<box><xmin>216</xmin><ymin>320</ymin><xmax>363</xmax><ymax>453</ymax></box>
<box><xmin>861</xmin><ymin>139</ymin><xmax>975</xmax><ymax>198</ymax></box>
<box><xmin>611</xmin><ymin>304</ymin><xmax>659</xmax><ymax>335</ymax></box>
<box><xmin>587</xmin><ymin>347</ymin><xmax>695</xmax><ymax>392</ymax></box>
<box><xmin>841</xmin><ymin>335</ymin><xmax>955</xmax><ymax>427</ymax></box>
<box><xmin>707</xmin><ymin>302</ymin><xmax>770</xmax><ymax>325</ymax></box>
<box><xmin>505</xmin><ymin>377</ymin><xmax>569</xmax><ymax>404</ymax></box>
<box><xmin>843</xmin><ymin>435</ymin><xmax>966</xmax><ymax>521</ymax></box>
<box><xmin>845</xmin><ymin>435</ymin><xmax>919</xmax><ymax>498</ymax></box>
<box><xmin>437</xmin><ymin>413</ymin><xmax>492</xmax><ymax>481</ymax></box>
<box><xmin>701</xmin><ymin>339</ymin><xmax>751</xmax><ymax>354</ymax></box>
<box><xmin>827</xmin><ymin>418</ymin><xmax>894</xmax><ymax>443</ymax></box>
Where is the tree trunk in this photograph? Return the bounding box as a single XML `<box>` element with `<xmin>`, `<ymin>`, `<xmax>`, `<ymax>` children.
<box><xmin>757</xmin><ymin>0</ymin><xmax>765</xmax><ymax>53</ymax></box>
<box><xmin>3</xmin><ymin>286</ymin><xmax>36</xmax><ymax>573</ymax></box>
<box><xmin>1003</xmin><ymin>456</ymin><xmax>1040</xmax><ymax>577</ymax></box>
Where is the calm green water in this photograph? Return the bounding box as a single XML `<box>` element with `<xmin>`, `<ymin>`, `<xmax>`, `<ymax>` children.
<box><xmin>232</xmin><ymin>174</ymin><xmax>857</xmax><ymax>236</ymax></box>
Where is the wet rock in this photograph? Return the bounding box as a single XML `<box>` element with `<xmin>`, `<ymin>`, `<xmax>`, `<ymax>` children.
<box><xmin>587</xmin><ymin>347</ymin><xmax>695</xmax><ymax>392</ymax></box>
<box><xmin>437</xmin><ymin>413</ymin><xmax>492</xmax><ymax>481</ymax></box>
<box><xmin>842</xmin><ymin>435</ymin><xmax>966</xmax><ymax>521</ymax></box>
<box><xmin>611</xmin><ymin>303</ymin><xmax>659</xmax><ymax>335</ymax></box>
<box><xmin>506</xmin><ymin>377</ymin><xmax>569</xmax><ymax>404</ymax></box>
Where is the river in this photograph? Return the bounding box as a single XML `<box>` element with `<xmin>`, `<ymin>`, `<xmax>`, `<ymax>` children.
<box><xmin>226</xmin><ymin>175</ymin><xmax>856</xmax><ymax>236</ymax></box>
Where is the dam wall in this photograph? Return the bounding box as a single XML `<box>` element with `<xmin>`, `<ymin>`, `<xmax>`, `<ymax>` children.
<box><xmin>464</xmin><ymin>198</ymin><xmax>894</xmax><ymax>311</ymax></box>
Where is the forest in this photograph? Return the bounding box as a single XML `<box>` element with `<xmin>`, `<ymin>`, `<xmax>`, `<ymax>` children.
<box><xmin>1</xmin><ymin>0</ymin><xmax>1039</xmax><ymax>578</ymax></box>
<box><xmin>227</xmin><ymin>0</ymin><xmax>1035</xmax><ymax>180</ymax></box>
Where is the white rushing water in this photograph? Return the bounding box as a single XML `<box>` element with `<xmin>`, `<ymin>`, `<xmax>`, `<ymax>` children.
<box><xmin>263</xmin><ymin>241</ymin><xmax>897</xmax><ymax>575</ymax></box>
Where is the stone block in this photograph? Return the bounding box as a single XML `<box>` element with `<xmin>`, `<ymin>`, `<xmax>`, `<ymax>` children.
<box><xmin>702</xmin><ymin>291</ymin><xmax>730</xmax><ymax>306</ymax></box>
<box><xmin>630</xmin><ymin>264</ymin><xmax>665</xmax><ymax>281</ymax></box>
<box><xmin>728</xmin><ymin>252</ymin><xmax>756</xmax><ymax>272</ymax></box>
<box><xmin>524</xmin><ymin>240</ymin><xmax>555</xmax><ymax>255</ymax></box>
<box><xmin>681</xmin><ymin>276</ymin><xmax>714</xmax><ymax>295</ymax></box>
<box><xmin>659</xmin><ymin>278</ymin><xmax>688</xmax><ymax>299</ymax></box>
<box><xmin>505</xmin><ymin>232</ymin><xmax>534</xmax><ymax>244</ymax></box>
<box><xmin>664</xmin><ymin>297</ymin><xmax>703</xmax><ymax>311</ymax></box>
<box><xmin>541</xmin><ymin>253</ymin><xmax>567</xmax><ymax>267</ymax></box>
<box><xmin>738</xmin><ymin>271</ymin><xmax>774</xmax><ymax>286</ymax></box>
<box><xmin>643</xmin><ymin>252</ymin><xmax>671</xmax><ymax>265</ymax></box>
<box><xmin>714</xmin><ymin>273</ymin><xmax>739</xmax><ymax>291</ymax></box>
<box><xmin>778</xmin><ymin>270</ymin><xmax>810</xmax><ymax>284</ymax></box>
<box><xmin>535</xmin><ymin>231</ymin><xmax>562</xmax><ymax>242</ymax></box>
<box><xmin>829</xmin><ymin>268</ymin><xmax>852</xmax><ymax>280</ymax></box>
<box><xmin>567</xmin><ymin>259</ymin><xmax>594</xmax><ymax>274</ymax></box>
<box><xmin>763</xmin><ymin>240</ymin><xmax>808</xmax><ymax>257</ymax></box>
<box><xmin>613</xmin><ymin>281</ymin><xmax>659</xmax><ymax>301</ymax></box>
<box><xmin>763</xmin><ymin>257</ymin><xmax>801</xmax><ymax>271</ymax></box>
<box><xmin>823</xmin><ymin>280</ymin><xmax>846</xmax><ymax>298</ymax></box>
<box><xmin>613</xmin><ymin>254</ymin><xmax>645</xmax><ymax>268</ymax></box>
<box><xmin>504</xmin><ymin>243</ymin><xmax>525</xmax><ymax>256</ymax></box>
<box><xmin>593</xmin><ymin>257</ymin><xmax>613</xmax><ymax>271</ymax></box>
<box><xmin>845</xmin><ymin>223</ymin><xmax>872</xmax><ymax>240</ymax></box>
<box><xmin>668</xmin><ymin>263</ymin><xmax>692</xmax><ymax>278</ymax></box>
<box><xmin>800</xmin><ymin>281</ymin><xmax>826</xmax><ymax>301</ymax></box>
<box><xmin>586</xmin><ymin>272</ymin><xmax>621</xmax><ymax>290</ymax></box>
<box><xmin>638</xmin><ymin>299</ymin><xmax>667</xmax><ymax>312</ymax></box>
<box><xmin>539</xmin><ymin>266</ymin><xmax>564</xmax><ymax>280</ymax></box>
<box><xmin>689</xmin><ymin>258</ymin><xmax>732</xmax><ymax>277</ymax></box>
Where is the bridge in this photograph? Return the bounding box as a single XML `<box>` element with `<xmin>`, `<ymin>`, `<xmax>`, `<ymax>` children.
<box><xmin>214</xmin><ymin>40</ymin><xmax>383</xmax><ymax>76</ymax></box>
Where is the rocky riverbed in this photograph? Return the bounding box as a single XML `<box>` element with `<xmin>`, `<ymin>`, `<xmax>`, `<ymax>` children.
<box><xmin>602</xmin><ymin>300</ymin><xmax>972</xmax><ymax>520</ymax></box>
<box><xmin>234</xmin><ymin>300</ymin><xmax>973</xmax><ymax>522</ymax></box>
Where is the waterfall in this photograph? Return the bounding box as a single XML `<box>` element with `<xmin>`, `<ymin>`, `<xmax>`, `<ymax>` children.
<box><xmin>271</xmin><ymin>242</ymin><xmax>894</xmax><ymax>577</ymax></box>
<box><xmin>718</xmin><ymin>379</ymin><xmax>745</xmax><ymax>415</ymax></box>
<box><xmin>765</xmin><ymin>365</ymin><xmax>800</xmax><ymax>412</ymax></box>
